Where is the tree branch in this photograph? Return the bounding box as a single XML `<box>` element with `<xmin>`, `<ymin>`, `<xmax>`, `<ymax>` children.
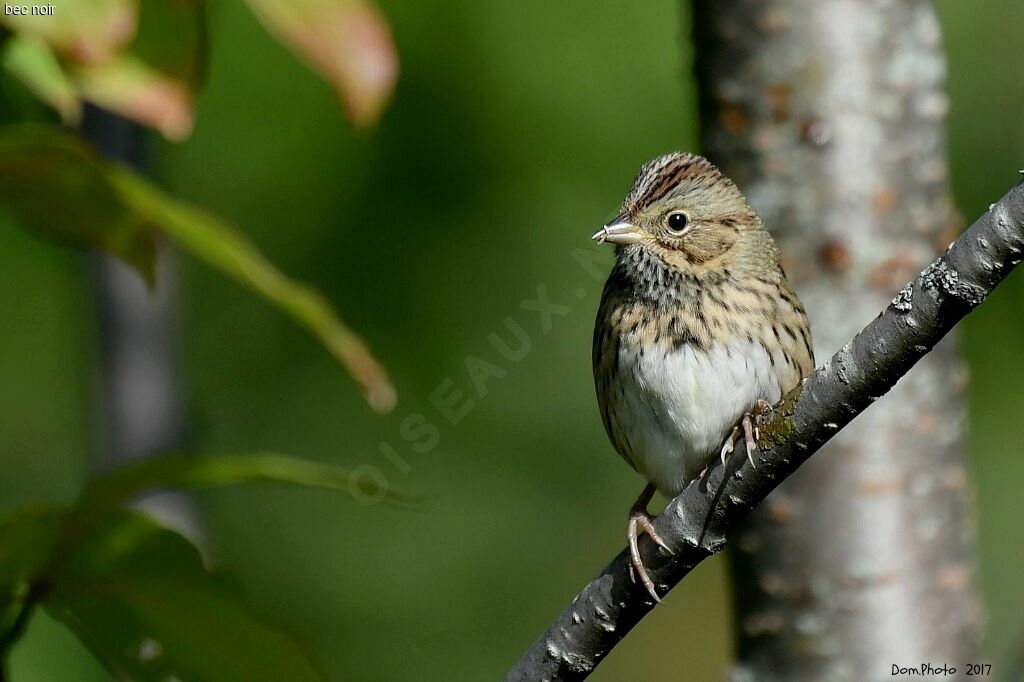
<box><xmin>505</xmin><ymin>178</ymin><xmax>1024</xmax><ymax>681</ymax></box>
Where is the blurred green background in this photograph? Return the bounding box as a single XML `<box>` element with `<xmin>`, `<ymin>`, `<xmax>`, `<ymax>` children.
<box><xmin>1</xmin><ymin>1</ymin><xmax>1022</xmax><ymax>679</ymax></box>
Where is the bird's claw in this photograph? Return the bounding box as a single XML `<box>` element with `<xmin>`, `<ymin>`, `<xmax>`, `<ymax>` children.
<box><xmin>720</xmin><ymin>426</ymin><xmax>740</xmax><ymax>467</ymax></box>
<box><xmin>627</xmin><ymin>484</ymin><xmax>671</xmax><ymax>603</ymax></box>
<box><xmin>742</xmin><ymin>413</ymin><xmax>757</xmax><ymax>468</ymax></box>
<box><xmin>720</xmin><ymin>400</ymin><xmax>774</xmax><ymax>470</ymax></box>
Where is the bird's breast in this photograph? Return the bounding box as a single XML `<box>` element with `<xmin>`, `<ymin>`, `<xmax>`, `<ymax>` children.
<box><xmin>600</xmin><ymin>334</ymin><xmax>790</xmax><ymax>495</ymax></box>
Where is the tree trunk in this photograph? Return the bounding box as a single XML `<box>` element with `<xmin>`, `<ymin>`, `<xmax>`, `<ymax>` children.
<box><xmin>80</xmin><ymin>106</ymin><xmax>199</xmax><ymax>539</ymax></box>
<box><xmin>692</xmin><ymin>1</ymin><xmax>984</xmax><ymax>679</ymax></box>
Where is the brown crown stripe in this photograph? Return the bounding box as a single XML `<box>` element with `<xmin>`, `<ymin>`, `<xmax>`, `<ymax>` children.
<box><xmin>640</xmin><ymin>158</ymin><xmax>695</xmax><ymax>208</ymax></box>
<box><xmin>632</xmin><ymin>154</ymin><xmax>724</xmax><ymax>212</ymax></box>
<box><xmin>636</xmin><ymin>161</ymin><xmax>684</xmax><ymax>208</ymax></box>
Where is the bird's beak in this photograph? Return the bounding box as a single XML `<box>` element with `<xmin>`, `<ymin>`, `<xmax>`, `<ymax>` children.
<box><xmin>591</xmin><ymin>221</ymin><xmax>644</xmax><ymax>245</ymax></box>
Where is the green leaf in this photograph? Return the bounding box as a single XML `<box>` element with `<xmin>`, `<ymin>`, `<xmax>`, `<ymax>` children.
<box><xmin>0</xmin><ymin>509</ymin><xmax>63</xmax><ymax>646</ymax></box>
<box><xmin>108</xmin><ymin>166</ymin><xmax>397</xmax><ymax>411</ymax></box>
<box><xmin>1</xmin><ymin>35</ymin><xmax>81</xmax><ymax>122</ymax></box>
<box><xmin>0</xmin><ymin>448</ymin><xmax>415</xmax><ymax>665</ymax></box>
<box><xmin>0</xmin><ymin>126</ymin><xmax>394</xmax><ymax>410</ymax></box>
<box><xmin>76</xmin><ymin>452</ymin><xmax>420</xmax><ymax>516</ymax></box>
<box><xmin>0</xmin><ymin>126</ymin><xmax>157</xmax><ymax>283</ymax></box>
<box><xmin>244</xmin><ymin>0</ymin><xmax>398</xmax><ymax>127</ymax></box>
<box><xmin>44</xmin><ymin>510</ymin><xmax>328</xmax><ymax>682</ymax></box>
<box><xmin>0</xmin><ymin>0</ymin><xmax>138</xmax><ymax>65</ymax></box>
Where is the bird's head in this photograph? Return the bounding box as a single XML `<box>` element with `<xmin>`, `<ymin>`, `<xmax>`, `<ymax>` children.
<box><xmin>592</xmin><ymin>152</ymin><xmax>764</xmax><ymax>272</ymax></box>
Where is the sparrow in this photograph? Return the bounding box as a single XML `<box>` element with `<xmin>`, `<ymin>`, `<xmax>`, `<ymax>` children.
<box><xmin>591</xmin><ymin>152</ymin><xmax>814</xmax><ymax>602</ymax></box>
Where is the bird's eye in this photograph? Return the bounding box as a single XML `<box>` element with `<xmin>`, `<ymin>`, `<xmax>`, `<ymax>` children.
<box><xmin>666</xmin><ymin>211</ymin><xmax>689</xmax><ymax>234</ymax></box>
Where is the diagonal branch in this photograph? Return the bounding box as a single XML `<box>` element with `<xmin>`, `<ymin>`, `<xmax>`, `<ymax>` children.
<box><xmin>506</xmin><ymin>178</ymin><xmax>1024</xmax><ymax>681</ymax></box>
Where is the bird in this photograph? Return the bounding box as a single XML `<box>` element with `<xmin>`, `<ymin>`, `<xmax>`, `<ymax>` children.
<box><xmin>591</xmin><ymin>152</ymin><xmax>814</xmax><ymax>602</ymax></box>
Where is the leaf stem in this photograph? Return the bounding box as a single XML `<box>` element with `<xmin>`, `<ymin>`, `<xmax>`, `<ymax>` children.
<box><xmin>0</xmin><ymin>596</ymin><xmax>37</xmax><ymax>679</ymax></box>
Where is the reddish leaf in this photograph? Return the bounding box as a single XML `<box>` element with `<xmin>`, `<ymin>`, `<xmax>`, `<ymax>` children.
<box><xmin>72</xmin><ymin>54</ymin><xmax>194</xmax><ymax>141</ymax></box>
<box><xmin>1</xmin><ymin>0</ymin><xmax>205</xmax><ymax>140</ymax></box>
<box><xmin>244</xmin><ymin>0</ymin><xmax>398</xmax><ymax>127</ymax></box>
<box><xmin>0</xmin><ymin>0</ymin><xmax>138</xmax><ymax>64</ymax></box>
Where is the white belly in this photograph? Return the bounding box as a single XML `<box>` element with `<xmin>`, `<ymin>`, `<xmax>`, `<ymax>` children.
<box><xmin>613</xmin><ymin>339</ymin><xmax>787</xmax><ymax>495</ymax></box>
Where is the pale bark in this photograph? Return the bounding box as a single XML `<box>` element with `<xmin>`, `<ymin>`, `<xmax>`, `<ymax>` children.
<box><xmin>692</xmin><ymin>1</ymin><xmax>984</xmax><ymax>679</ymax></box>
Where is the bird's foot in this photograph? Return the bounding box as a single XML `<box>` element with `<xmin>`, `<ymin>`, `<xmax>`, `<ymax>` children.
<box><xmin>720</xmin><ymin>400</ymin><xmax>774</xmax><ymax>469</ymax></box>
<box><xmin>627</xmin><ymin>483</ymin><xmax>673</xmax><ymax>603</ymax></box>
